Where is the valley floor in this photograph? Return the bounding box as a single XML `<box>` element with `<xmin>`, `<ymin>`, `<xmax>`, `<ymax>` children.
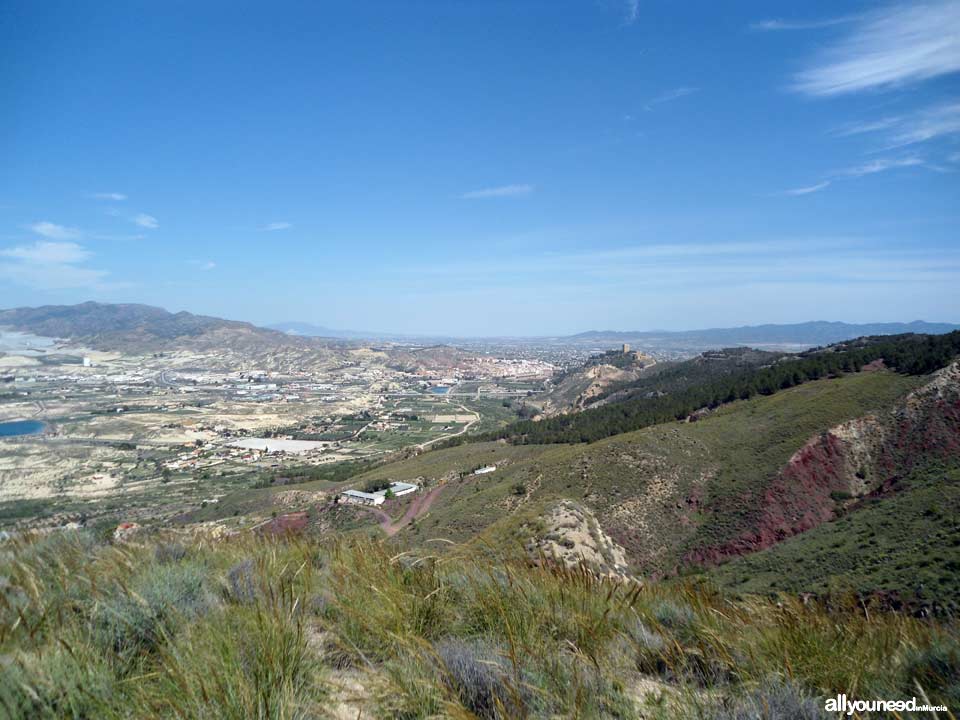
<box><xmin>156</xmin><ymin>364</ymin><xmax>960</xmax><ymax>615</ymax></box>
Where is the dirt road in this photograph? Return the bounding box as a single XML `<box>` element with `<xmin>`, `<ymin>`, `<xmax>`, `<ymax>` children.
<box><xmin>358</xmin><ymin>484</ymin><xmax>447</xmax><ymax>537</ymax></box>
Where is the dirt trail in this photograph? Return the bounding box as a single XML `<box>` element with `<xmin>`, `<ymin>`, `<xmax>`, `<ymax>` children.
<box><xmin>389</xmin><ymin>484</ymin><xmax>445</xmax><ymax>535</ymax></box>
<box><xmin>359</xmin><ymin>484</ymin><xmax>447</xmax><ymax>537</ymax></box>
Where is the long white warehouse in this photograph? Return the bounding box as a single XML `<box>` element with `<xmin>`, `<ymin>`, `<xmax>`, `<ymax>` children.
<box><xmin>340</xmin><ymin>481</ymin><xmax>419</xmax><ymax>506</ymax></box>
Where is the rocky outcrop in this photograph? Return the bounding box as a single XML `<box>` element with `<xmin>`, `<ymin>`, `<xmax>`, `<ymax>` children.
<box><xmin>538</xmin><ymin>354</ymin><xmax>654</xmax><ymax>417</ymax></box>
<box><xmin>526</xmin><ymin>500</ymin><xmax>632</xmax><ymax>578</ymax></box>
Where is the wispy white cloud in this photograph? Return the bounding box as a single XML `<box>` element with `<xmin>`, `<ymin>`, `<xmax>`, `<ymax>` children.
<box><xmin>887</xmin><ymin>101</ymin><xmax>960</xmax><ymax>146</ymax></box>
<box><xmin>750</xmin><ymin>16</ymin><xmax>858</xmax><ymax>32</ymax></box>
<box><xmin>103</xmin><ymin>209</ymin><xmax>159</xmax><ymax>229</ymax></box>
<box><xmin>832</xmin><ymin>116</ymin><xmax>904</xmax><ymax>137</ymax></box>
<box><xmin>28</xmin><ymin>221</ymin><xmax>82</xmax><ymax>240</ymax></box>
<box><xmin>460</xmin><ymin>184</ymin><xmax>534</xmax><ymax>199</ymax></box>
<box><xmin>2</xmin><ymin>241</ymin><xmax>90</xmax><ymax>264</ymax></box>
<box><xmin>0</xmin><ymin>263</ymin><xmax>110</xmax><ymax>290</ymax></box>
<box><xmin>400</xmin><ymin>238</ymin><xmax>866</xmax><ymax>276</ymax></box>
<box><xmin>0</xmin><ymin>241</ymin><xmax>112</xmax><ymax>290</ymax></box>
<box><xmin>133</xmin><ymin>213</ymin><xmax>159</xmax><ymax>229</ymax></box>
<box><xmin>624</xmin><ymin>0</ymin><xmax>639</xmax><ymax>25</ymax></box>
<box><xmin>91</xmin><ymin>192</ymin><xmax>127</xmax><ymax>201</ymax></box>
<box><xmin>793</xmin><ymin>1</ymin><xmax>960</xmax><ymax>96</ymax></box>
<box><xmin>834</xmin><ymin>102</ymin><xmax>960</xmax><ymax>149</ymax></box>
<box><xmin>393</xmin><ymin>238</ymin><xmax>957</xmax><ymax>293</ymax></box>
<box><xmin>781</xmin><ymin>180</ymin><xmax>832</xmax><ymax>196</ymax></box>
<box><xmin>838</xmin><ymin>156</ymin><xmax>926</xmax><ymax>176</ymax></box>
<box><xmin>261</xmin><ymin>222</ymin><xmax>292</xmax><ymax>231</ymax></box>
<box><xmin>644</xmin><ymin>86</ymin><xmax>698</xmax><ymax>111</ymax></box>
<box><xmin>782</xmin><ymin>156</ymin><xmax>929</xmax><ymax>197</ymax></box>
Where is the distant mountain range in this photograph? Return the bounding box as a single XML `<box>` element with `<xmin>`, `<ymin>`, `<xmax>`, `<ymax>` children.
<box><xmin>269</xmin><ymin>318</ymin><xmax>960</xmax><ymax>351</ymax></box>
<box><xmin>2</xmin><ymin>303</ymin><xmax>957</xmax><ymax>354</ymax></box>
<box><xmin>565</xmin><ymin>321</ymin><xmax>960</xmax><ymax>349</ymax></box>
<box><xmin>0</xmin><ymin>302</ymin><xmax>309</xmax><ymax>352</ymax></box>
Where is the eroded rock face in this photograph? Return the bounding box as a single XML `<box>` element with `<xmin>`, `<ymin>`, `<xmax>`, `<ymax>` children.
<box><xmin>538</xmin><ymin>353</ymin><xmax>655</xmax><ymax>417</ymax></box>
<box><xmin>526</xmin><ymin>500</ymin><xmax>632</xmax><ymax>578</ymax></box>
<box><xmin>686</xmin><ymin>362</ymin><xmax>960</xmax><ymax>567</ymax></box>
<box><xmin>907</xmin><ymin>361</ymin><xmax>960</xmax><ymax>405</ymax></box>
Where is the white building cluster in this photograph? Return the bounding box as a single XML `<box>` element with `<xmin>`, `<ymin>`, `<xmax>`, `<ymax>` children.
<box><xmin>340</xmin><ymin>481</ymin><xmax>418</xmax><ymax>506</ymax></box>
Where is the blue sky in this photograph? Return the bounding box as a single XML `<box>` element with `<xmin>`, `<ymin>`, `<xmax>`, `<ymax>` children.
<box><xmin>1</xmin><ymin>1</ymin><xmax>958</xmax><ymax>336</ymax></box>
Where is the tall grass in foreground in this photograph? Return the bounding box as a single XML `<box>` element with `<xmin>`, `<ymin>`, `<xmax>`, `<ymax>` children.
<box><xmin>1</xmin><ymin>530</ymin><xmax>957</xmax><ymax>718</ymax></box>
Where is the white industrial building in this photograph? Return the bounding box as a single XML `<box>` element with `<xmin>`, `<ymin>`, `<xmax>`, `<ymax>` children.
<box><xmin>388</xmin><ymin>481</ymin><xmax>418</xmax><ymax>496</ymax></box>
<box><xmin>340</xmin><ymin>481</ymin><xmax>419</xmax><ymax>506</ymax></box>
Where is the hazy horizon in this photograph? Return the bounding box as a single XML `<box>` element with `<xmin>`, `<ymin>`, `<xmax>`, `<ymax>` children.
<box><xmin>4</xmin><ymin>299</ymin><xmax>958</xmax><ymax>341</ymax></box>
<box><xmin>2</xmin><ymin>1</ymin><xmax>958</xmax><ymax>335</ymax></box>
<box><xmin>266</xmin><ymin>316</ymin><xmax>960</xmax><ymax>339</ymax></box>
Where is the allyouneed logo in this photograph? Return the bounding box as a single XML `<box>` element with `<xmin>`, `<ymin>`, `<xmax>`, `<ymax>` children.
<box><xmin>825</xmin><ymin>694</ymin><xmax>948</xmax><ymax>716</ymax></box>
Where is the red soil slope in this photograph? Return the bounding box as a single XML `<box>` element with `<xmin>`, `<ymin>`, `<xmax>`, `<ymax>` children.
<box><xmin>686</xmin><ymin>363</ymin><xmax>960</xmax><ymax>566</ymax></box>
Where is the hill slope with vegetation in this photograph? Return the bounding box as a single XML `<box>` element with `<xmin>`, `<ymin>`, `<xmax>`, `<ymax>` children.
<box><xmin>3</xmin><ymin>333</ymin><xmax>960</xmax><ymax>717</ymax></box>
<box><xmin>479</xmin><ymin>332</ymin><xmax>960</xmax><ymax>444</ymax></box>
<box><xmin>189</xmin><ymin>367</ymin><xmax>948</xmax><ymax>600</ymax></box>
<box><xmin>178</xmin><ymin>333</ymin><xmax>960</xmax><ymax>612</ymax></box>
<box><xmin>710</xmin><ymin>460</ymin><xmax>960</xmax><ymax>611</ymax></box>
<box><xmin>3</xmin><ymin>531</ymin><xmax>959</xmax><ymax>719</ymax></box>
<box><xmin>354</xmin><ymin>370</ymin><xmax>935</xmax><ymax>575</ymax></box>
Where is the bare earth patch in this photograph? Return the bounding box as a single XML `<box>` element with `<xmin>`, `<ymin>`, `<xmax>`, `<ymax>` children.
<box><xmin>527</xmin><ymin>500</ymin><xmax>632</xmax><ymax>578</ymax></box>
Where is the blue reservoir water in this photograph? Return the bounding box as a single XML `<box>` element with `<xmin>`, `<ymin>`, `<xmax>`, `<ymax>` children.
<box><xmin>429</xmin><ymin>386</ymin><xmax>449</xmax><ymax>395</ymax></box>
<box><xmin>0</xmin><ymin>420</ymin><xmax>45</xmax><ymax>437</ymax></box>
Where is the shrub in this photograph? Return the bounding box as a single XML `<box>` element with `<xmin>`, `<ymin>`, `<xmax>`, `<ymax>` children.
<box><xmin>651</xmin><ymin>598</ymin><xmax>697</xmax><ymax>632</ymax></box>
<box><xmin>0</xmin><ymin>642</ymin><xmax>115</xmax><ymax>719</ymax></box>
<box><xmin>631</xmin><ymin>619</ymin><xmax>667</xmax><ymax>653</ymax></box>
<box><xmin>629</xmin><ymin>618</ymin><xmax>670</xmax><ymax>675</ymax></box>
<box><xmin>325</xmin><ymin>543</ymin><xmax>453</xmax><ymax>662</ymax></box>
<box><xmin>700</xmin><ymin>677</ymin><xmax>827</xmax><ymax>720</ymax></box>
<box><xmin>226</xmin><ymin>558</ymin><xmax>257</xmax><ymax>605</ymax></box>
<box><xmin>154</xmin><ymin>541</ymin><xmax>187</xmax><ymax>564</ymax></box>
<box><xmin>435</xmin><ymin>638</ymin><xmax>529</xmax><ymax>719</ymax></box>
<box><xmin>92</xmin><ymin>560</ymin><xmax>215</xmax><ymax>663</ymax></box>
<box><xmin>900</xmin><ymin>633</ymin><xmax>960</xmax><ymax>708</ymax></box>
<box><xmin>364</xmin><ymin>479</ymin><xmax>391</xmax><ymax>493</ymax></box>
<box><xmin>3</xmin><ymin>532</ymin><xmax>958</xmax><ymax>720</ymax></box>
<box><xmin>134</xmin><ymin>603</ymin><xmax>325</xmax><ymax>718</ymax></box>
